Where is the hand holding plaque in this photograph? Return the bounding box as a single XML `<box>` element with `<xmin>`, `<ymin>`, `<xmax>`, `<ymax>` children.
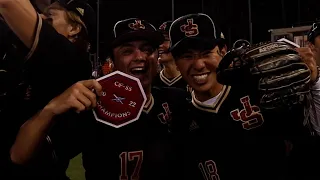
<box><xmin>92</xmin><ymin>71</ymin><xmax>147</xmax><ymax>128</ymax></box>
<box><xmin>44</xmin><ymin>80</ymin><xmax>102</xmax><ymax>116</ymax></box>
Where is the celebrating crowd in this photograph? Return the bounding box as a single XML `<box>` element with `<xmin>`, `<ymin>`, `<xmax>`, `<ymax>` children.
<box><xmin>1</xmin><ymin>0</ymin><xmax>320</xmax><ymax>180</ymax></box>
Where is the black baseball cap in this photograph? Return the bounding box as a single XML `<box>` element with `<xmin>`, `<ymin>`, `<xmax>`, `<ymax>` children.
<box><xmin>56</xmin><ymin>0</ymin><xmax>96</xmax><ymax>48</ymax></box>
<box><xmin>111</xmin><ymin>18</ymin><xmax>164</xmax><ymax>48</ymax></box>
<box><xmin>307</xmin><ymin>22</ymin><xmax>320</xmax><ymax>43</ymax></box>
<box><xmin>169</xmin><ymin>13</ymin><xmax>223</xmax><ymax>52</ymax></box>
<box><xmin>159</xmin><ymin>21</ymin><xmax>173</xmax><ymax>34</ymax></box>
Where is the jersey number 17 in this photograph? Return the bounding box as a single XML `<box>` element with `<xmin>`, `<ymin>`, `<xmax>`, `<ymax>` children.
<box><xmin>119</xmin><ymin>151</ymin><xmax>143</xmax><ymax>180</ymax></box>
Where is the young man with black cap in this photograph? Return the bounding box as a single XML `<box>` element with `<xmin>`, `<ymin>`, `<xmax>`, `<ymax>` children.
<box><xmin>0</xmin><ymin>0</ymin><xmax>95</xmax><ymax>179</ymax></box>
<box><xmin>152</xmin><ymin>20</ymin><xmax>188</xmax><ymax>90</ymax></box>
<box><xmin>82</xmin><ymin>18</ymin><xmax>187</xmax><ymax>180</ymax></box>
<box><xmin>169</xmin><ymin>13</ymin><xmax>314</xmax><ymax>180</ymax></box>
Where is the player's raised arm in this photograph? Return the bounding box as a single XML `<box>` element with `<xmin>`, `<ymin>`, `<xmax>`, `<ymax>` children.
<box><xmin>0</xmin><ymin>0</ymin><xmax>38</xmax><ymax>48</ymax></box>
<box><xmin>10</xmin><ymin>79</ymin><xmax>102</xmax><ymax>164</ymax></box>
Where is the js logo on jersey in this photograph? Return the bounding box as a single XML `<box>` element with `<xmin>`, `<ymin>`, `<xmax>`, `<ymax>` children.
<box><xmin>230</xmin><ymin>96</ymin><xmax>264</xmax><ymax>130</ymax></box>
<box><xmin>157</xmin><ymin>102</ymin><xmax>172</xmax><ymax>124</ymax></box>
<box><xmin>180</xmin><ymin>19</ymin><xmax>199</xmax><ymax>37</ymax></box>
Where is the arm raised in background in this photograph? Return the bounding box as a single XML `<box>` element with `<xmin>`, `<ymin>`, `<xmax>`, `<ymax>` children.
<box><xmin>0</xmin><ymin>0</ymin><xmax>38</xmax><ymax>48</ymax></box>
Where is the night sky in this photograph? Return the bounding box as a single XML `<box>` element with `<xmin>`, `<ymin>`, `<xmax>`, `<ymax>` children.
<box><xmin>87</xmin><ymin>0</ymin><xmax>320</xmax><ymax>59</ymax></box>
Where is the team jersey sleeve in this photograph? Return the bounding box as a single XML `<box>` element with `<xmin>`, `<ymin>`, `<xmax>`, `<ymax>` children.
<box><xmin>161</xmin><ymin>87</ymin><xmax>191</xmax><ymax>133</ymax></box>
<box><xmin>48</xmin><ymin>111</ymin><xmax>92</xmax><ymax>161</ymax></box>
<box><xmin>26</xmin><ymin>14</ymin><xmax>91</xmax><ymax>79</ymax></box>
<box><xmin>163</xmin><ymin>87</ymin><xmax>191</xmax><ymax>179</ymax></box>
<box><xmin>25</xmin><ymin>14</ymin><xmax>77</xmax><ymax>64</ymax></box>
<box><xmin>17</xmin><ymin>14</ymin><xmax>92</xmax><ymax>163</ymax></box>
<box><xmin>23</xmin><ymin>14</ymin><xmax>91</xmax><ymax>106</ymax></box>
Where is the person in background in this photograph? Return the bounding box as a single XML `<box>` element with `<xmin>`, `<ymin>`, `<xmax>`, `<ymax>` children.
<box><xmin>152</xmin><ymin>21</ymin><xmax>188</xmax><ymax>90</ymax></box>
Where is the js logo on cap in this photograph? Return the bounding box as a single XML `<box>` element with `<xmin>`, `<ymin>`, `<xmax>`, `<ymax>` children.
<box><xmin>180</xmin><ymin>19</ymin><xmax>199</xmax><ymax>37</ymax></box>
<box><xmin>159</xmin><ymin>22</ymin><xmax>167</xmax><ymax>31</ymax></box>
<box><xmin>128</xmin><ymin>20</ymin><xmax>145</xmax><ymax>30</ymax></box>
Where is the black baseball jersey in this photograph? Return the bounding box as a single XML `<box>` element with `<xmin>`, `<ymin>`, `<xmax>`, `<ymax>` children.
<box><xmin>177</xmin><ymin>84</ymin><xmax>310</xmax><ymax>180</ymax></box>
<box><xmin>0</xmin><ymin>20</ymin><xmax>27</xmax><ymax>175</ymax></box>
<box><xmin>153</xmin><ymin>70</ymin><xmax>188</xmax><ymax>91</ymax></box>
<box><xmin>0</xmin><ymin>18</ymin><xmax>34</xmax><ymax>178</ymax></box>
<box><xmin>1</xmin><ymin>15</ymin><xmax>91</xmax><ymax>179</ymax></box>
<box><xmin>0</xmin><ymin>19</ymin><xmax>29</xmax><ymax>111</ymax></box>
<box><xmin>83</xmin><ymin>87</ymin><xmax>188</xmax><ymax>180</ymax></box>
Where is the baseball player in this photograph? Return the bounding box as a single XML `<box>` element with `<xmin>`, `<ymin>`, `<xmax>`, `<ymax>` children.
<box><xmin>168</xmin><ymin>13</ymin><xmax>318</xmax><ymax>180</ymax></box>
<box><xmin>80</xmin><ymin>18</ymin><xmax>187</xmax><ymax>180</ymax></box>
<box><xmin>7</xmin><ymin>15</ymin><xmax>188</xmax><ymax>179</ymax></box>
<box><xmin>152</xmin><ymin>21</ymin><xmax>188</xmax><ymax>90</ymax></box>
<box><xmin>1</xmin><ymin>0</ymin><xmax>95</xmax><ymax>179</ymax></box>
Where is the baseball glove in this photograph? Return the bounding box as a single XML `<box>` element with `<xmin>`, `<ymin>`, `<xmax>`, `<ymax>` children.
<box><xmin>217</xmin><ymin>41</ymin><xmax>311</xmax><ymax>110</ymax></box>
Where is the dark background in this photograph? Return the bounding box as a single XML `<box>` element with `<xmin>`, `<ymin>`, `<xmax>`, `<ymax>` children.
<box><xmin>87</xmin><ymin>0</ymin><xmax>320</xmax><ymax>59</ymax></box>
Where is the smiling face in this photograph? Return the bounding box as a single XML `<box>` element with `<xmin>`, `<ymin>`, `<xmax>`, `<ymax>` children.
<box><xmin>112</xmin><ymin>40</ymin><xmax>159</xmax><ymax>90</ymax></box>
<box><xmin>158</xmin><ymin>34</ymin><xmax>174</xmax><ymax>63</ymax></box>
<box><xmin>174</xmin><ymin>45</ymin><xmax>224</xmax><ymax>93</ymax></box>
